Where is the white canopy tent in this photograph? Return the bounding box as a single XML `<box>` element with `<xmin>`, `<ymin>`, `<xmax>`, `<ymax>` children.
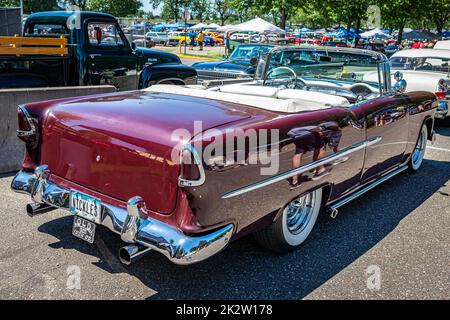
<box><xmin>360</xmin><ymin>28</ymin><xmax>392</xmax><ymax>39</ymax></box>
<box><xmin>217</xmin><ymin>24</ymin><xmax>233</xmax><ymax>32</ymax></box>
<box><xmin>191</xmin><ymin>23</ymin><xmax>209</xmax><ymax>30</ymax></box>
<box><xmin>219</xmin><ymin>17</ymin><xmax>284</xmax><ymax>34</ymax></box>
<box><xmin>207</xmin><ymin>23</ymin><xmax>221</xmax><ymax>29</ymax></box>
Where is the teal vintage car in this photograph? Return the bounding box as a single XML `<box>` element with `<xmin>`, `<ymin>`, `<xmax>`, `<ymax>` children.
<box><xmin>0</xmin><ymin>11</ymin><xmax>197</xmax><ymax>89</ymax></box>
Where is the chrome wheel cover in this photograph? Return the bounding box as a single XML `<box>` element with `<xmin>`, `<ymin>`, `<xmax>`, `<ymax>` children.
<box><xmin>285</xmin><ymin>192</ymin><xmax>316</xmax><ymax>235</ymax></box>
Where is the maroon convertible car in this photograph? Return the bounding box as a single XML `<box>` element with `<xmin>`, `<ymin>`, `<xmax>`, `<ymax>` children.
<box><xmin>12</xmin><ymin>47</ymin><xmax>440</xmax><ymax>266</ymax></box>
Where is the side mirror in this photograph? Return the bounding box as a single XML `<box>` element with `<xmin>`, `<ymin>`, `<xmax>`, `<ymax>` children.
<box><xmin>394</xmin><ymin>79</ymin><xmax>407</xmax><ymax>94</ymax></box>
<box><xmin>131</xmin><ymin>42</ymin><xmax>137</xmax><ymax>51</ymax></box>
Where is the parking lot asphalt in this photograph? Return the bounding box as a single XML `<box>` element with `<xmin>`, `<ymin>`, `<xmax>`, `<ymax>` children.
<box><xmin>0</xmin><ymin>124</ymin><xmax>449</xmax><ymax>300</ymax></box>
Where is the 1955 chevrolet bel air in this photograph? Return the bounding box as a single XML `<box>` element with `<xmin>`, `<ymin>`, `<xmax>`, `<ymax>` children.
<box><xmin>11</xmin><ymin>47</ymin><xmax>441</xmax><ymax>266</ymax></box>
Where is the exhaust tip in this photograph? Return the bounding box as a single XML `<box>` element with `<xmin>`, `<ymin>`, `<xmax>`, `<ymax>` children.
<box><xmin>119</xmin><ymin>245</ymin><xmax>152</xmax><ymax>266</ymax></box>
<box><xmin>26</xmin><ymin>203</ymin><xmax>54</xmax><ymax>217</ymax></box>
<box><xmin>118</xmin><ymin>247</ymin><xmax>132</xmax><ymax>265</ymax></box>
<box><xmin>26</xmin><ymin>204</ymin><xmax>35</xmax><ymax>217</ymax></box>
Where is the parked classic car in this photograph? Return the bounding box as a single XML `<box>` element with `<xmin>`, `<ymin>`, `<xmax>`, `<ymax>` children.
<box><xmin>144</xmin><ymin>31</ymin><xmax>177</xmax><ymax>46</ymax></box>
<box><xmin>12</xmin><ymin>47</ymin><xmax>439</xmax><ymax>266</ymax></box>
<box><xmin>193</xmin><ymin>43</ymin><xmax>275</xmax><ymax>81</ymax></box>
<box><xmin>168</xmin><ymin>31</ymin><xmax>216</xmax><ymax>46</ymax></box>
<box><xmin>0</xmin><ymin>11</ymin><xmax>197</xmax><ymax>89</ymax></box>
<box><xmin>388</xmin><ymin>49</ymin><xmax>450</xmax><ymax>124</ymax></box>
<box><xmin>204</xmin><ymin>31</ymin><xmax>225</xmax><ymax>45</ymax></box>
<box><xmin>433</xmin><ymin>40</ymin><xmax>450</xmax><ymax>50</ymax></box>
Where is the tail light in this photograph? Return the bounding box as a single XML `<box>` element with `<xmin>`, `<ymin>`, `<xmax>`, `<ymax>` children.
<box><xmin>178</xmin><ymin>144</ymin><xmax>205</xmax><ymax>187</ymax></box>
<box><xmin>17</xmin><ymin>105</ymin><xmax>38</xmax><ymax>148</ymax></box>
<box><xmin>436</xmin><ymin>79</ymin><xmax>448</xmax><ymax>99</ymax></box>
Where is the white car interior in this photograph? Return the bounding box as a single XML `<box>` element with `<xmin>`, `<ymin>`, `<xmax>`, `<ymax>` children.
<box><xmin>145</xmin><ymin>84</ymin><xmax>349</xmax><ymax>113</ymax></box>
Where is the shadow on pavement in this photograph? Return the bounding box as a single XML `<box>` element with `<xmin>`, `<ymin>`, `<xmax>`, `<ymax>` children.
<box><xmin>435</xmin><ymin>123</ymin><xmax>450</xmax><ymax>136</ymax></box>
<box><xmin>37</xmin><ymin>158</ymin><xmax>450</xmax><ymax>299</ymax></box>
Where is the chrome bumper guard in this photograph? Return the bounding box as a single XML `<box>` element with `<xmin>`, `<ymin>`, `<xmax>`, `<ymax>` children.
<box><xmin>11</xmin><ymin>166</ymin><xmax>234</xmax><ymax>265</ymax></box>
<box><xmin>436</xmin><ymin>100</ymin><xmax>449</xmax><ymax>119</ymax></box>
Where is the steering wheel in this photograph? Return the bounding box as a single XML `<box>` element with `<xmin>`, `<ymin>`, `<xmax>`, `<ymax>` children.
<box><xmin>349</xmin><ymin>85</ymin><xmax>373</xmax><ymax>100</ymax></box>
<box><xmin>416</xmin><ymin>62</ymin><xmax>433</xmax><ymax>71</ymax></box>
<box><xmin>263</xmin><ymin>66</ymin><xmax>306</xmax><ymax>89</ymax></box>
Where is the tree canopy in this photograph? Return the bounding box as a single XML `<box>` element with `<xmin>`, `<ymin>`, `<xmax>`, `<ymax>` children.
<box><xmin>0</xmin><ymin>0</ymin><xmax>448</xmax><ymax>33</ymax></box>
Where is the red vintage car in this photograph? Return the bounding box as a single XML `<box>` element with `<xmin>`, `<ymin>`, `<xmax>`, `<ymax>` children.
<box><xmin>12</xmin><ymin>47</ymin><xmax>440</xmax><ymax>266</ymax></box>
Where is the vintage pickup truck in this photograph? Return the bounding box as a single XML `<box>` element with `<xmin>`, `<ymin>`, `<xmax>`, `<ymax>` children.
<box><xmin>0</xmin><ymin>11</ymin><xmax>197</xmax><ymax>89</ymax></box>
<box><xmin>11</xmin><ymin>47</ymin><xmax>439</xmax><ymax>266</ymax></box>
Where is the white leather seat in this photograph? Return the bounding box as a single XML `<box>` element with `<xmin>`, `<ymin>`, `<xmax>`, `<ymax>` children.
<box><xmin>145</xmin><ymin>85</ymin><xmax>333</xmax><ymax>113</ymax></box>
<box><xmin>217</xmin><ymin>84</ymin><xmax>279</xmax><ymax>97</ymax></box>
<box><xmin>216</xmin><ymin>84</ymin><xmax>349</xmax><ymax>107</ymax></box>
<box><xmin>277</xmin><ymin>89</ymin><xmax>350</xmax><ymax>107</ymax></box>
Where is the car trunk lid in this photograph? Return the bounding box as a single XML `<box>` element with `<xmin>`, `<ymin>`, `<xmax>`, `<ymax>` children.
<box><xmin>40</xmin><ymin>90</ymin><xmax>252</xmax><ymax>214</ymax></box>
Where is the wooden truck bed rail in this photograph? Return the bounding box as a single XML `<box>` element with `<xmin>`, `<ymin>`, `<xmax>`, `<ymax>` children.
<box><xmin>0</xmin><ymin>36</ymin><xmax>68</xmax><ymax>56</ymax></box>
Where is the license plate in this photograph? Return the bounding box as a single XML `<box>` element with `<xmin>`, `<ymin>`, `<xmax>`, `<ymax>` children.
<box><xmin>72</xmin><ymin>216</ymin><xmax>96</xmax><ymax>244</ymax></box>
<box><xmin>69</xmin><ymin>190</ymin><xmax>102</xmax><ymax>224</ymax></box>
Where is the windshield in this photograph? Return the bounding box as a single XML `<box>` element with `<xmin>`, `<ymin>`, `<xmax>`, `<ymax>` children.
<box><xmin>391</xmin><ymin>56</ymin><xmax>450</xmax><ymax>73</ymax></box>
<box><xmin>266</xmin><ymin>49</ymin><xmax>381</xmax><ymax>86</ymax></box>
<box><xmin>230</xmin><ymin>45</ymin><xmax>273</xmax><ymax>62</ymax></box>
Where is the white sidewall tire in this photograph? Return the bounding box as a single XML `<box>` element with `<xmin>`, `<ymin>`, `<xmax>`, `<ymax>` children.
<box><xmin>281</xmin><ymin>189</ymin><xmax>322</xmax><ymax>247</ymax></box>
<box><xmin>410</xmin><ymin>125</ymin><xmax>428</xmax><ymax>172</ymax></box>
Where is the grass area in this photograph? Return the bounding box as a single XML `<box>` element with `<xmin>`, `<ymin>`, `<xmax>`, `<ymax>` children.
<box><xmin>153</xmin><ymin>46</ymin><xmax>224</xmax><ymax>60</ymax></box>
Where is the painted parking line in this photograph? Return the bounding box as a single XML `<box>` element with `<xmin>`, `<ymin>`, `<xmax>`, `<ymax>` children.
<box><xmin>177</xmin><ymin>54</ymin><xmax>219</xmax><ymax>61</ymax></box>
<box><xmin>427</xmin><ymin>146</ymin><xmax>450</xmax><ymax>153</ymax></box>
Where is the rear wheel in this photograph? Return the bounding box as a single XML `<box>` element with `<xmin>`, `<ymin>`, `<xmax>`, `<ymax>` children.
<box><xmin>254</xmin><ymin>189</ymin><xmax>322</xmax><ymax>253</ymax></box>
<box><xmin>408</xmin><ymin>125</ymin><xmax>428</xmax><ymax>172</ymax></box>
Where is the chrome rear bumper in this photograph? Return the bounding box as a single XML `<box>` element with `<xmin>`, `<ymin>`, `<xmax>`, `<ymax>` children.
<box><xmin>11</xmin><ymin>166</ymin><xmax>234</xmax><ymax>265</ymax></box>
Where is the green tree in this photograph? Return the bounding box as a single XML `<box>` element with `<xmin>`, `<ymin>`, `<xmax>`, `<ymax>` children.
<box><xmin>259</xmin><ymin>0</ymin><xmax>301</xmax><ymax>30</ymax></box>
<box><xmin>190</xmin><ymin>0</ymin><xmax>211</xmax><ymax>21</ymax></box>
<box><xmin>86</xmin><ymin>0</ymin><xmax>142</xmax><ymax>17</ymax></box>
<box><xmin>214</xmin><ymin>0</ymin><xmax>232</xmax><ymax>25</ymax></box>
<box><xmin>148</xmin><ymin>0</ymin><xmax>192</xmax><ymax>22</ymax></box>
<box><xmin>7</xmin><ymin>0</ymin><xmax>60</xmax><ymax>13</ymax></box>
<box><xmin>63</xmin><ymin>0</ymin><xmax>89</xmax><ymax>10</ymax></box>
<box><xmin>425</xmin><ymin>0</ymin><xmax>450</xmax><ymax>36</ymax></box>
<box><xmin>228</xmin><ymin>0</ymin><xmax>258</xmax><ymax>23</ymax></box>
<box><xmin>379</xmin><ymin>0</ymin><xmax>422</xmax><ymax>44</ymax></box>
<box><xmin>0</xmin><ymin>0</ymin><xmax>20</xmax><ymax>7</ymax></box>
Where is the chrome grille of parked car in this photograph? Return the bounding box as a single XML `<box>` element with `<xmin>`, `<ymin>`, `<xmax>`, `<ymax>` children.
<box><xmin>197</xmin><ymin>70</ymin><xmax>252</xmax><ymax>81</ymax></box>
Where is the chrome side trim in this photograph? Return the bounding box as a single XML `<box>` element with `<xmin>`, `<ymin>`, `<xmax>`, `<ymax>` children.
<box><xmin>156</xmin><ymin>77</ymin><xmax>186</xmax><ymax>85</ymax></box>
<box><xmin>329</xmin><ymin>165</ymin><xmax>408</xmax><ymax>212</ymax></box>
<box><xmin>11</xmin><ymin>168</ymin><xmax>234</xmax><ymax>265</ymax></box>
<box><xmin>221</xmin><ymin>136</ymin><xmax>382</xmax><ymax>200</ymax></box>
<box><xmin>178</xmin><ymin>144</ymin><xmax>207</xmax><ymax>187</ymax></box>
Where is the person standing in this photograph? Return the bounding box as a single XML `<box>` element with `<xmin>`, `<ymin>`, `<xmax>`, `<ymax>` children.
<box><xmin>224</xmin><ymin>31</ymin><xmax>230</xmax><ymax>56</ymax></box>
<box><xmin>188</xmin><ymin>31</ymin><xmax>196</xmax><ymax>50</ymax></box>
<box><xmin>198</xmin><ymin>31</ymin><xmax>204</xmax><ymax>51</ymax></box>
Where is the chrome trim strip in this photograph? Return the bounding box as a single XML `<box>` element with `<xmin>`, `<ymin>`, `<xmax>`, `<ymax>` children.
<box><xmin>221</xmin><ymin>136</ymin><xmax>382</xmax><ymax>200</ymax></box>
<box><xmin>329</xmin><ymin>165</ymin><xmax>408</xmax><ymax>211</ymax></box>
<box><xmin>11</xmin><ymin>168</ymin><xmax>234</xmax><ymax>265</ymax></box>
<box><xmin>178</xmin><ymin>144</ymin><xmax>207</xmax><ymax>187</ymax></box>
<box><xmin>17</xmin><ymin>105</ymin><xmax>37</xmax><ymax>138</ymax></box>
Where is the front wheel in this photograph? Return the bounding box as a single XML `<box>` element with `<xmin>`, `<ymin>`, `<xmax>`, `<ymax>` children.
<box><xmin>253</xmin><ymin>189</ymin><xmax>322</xmax><ymax>253</ymax></box>
<box><xmin>408</xmin><ymin>124</ymin><xmax>428</xmax><ymax>172</ymax></box>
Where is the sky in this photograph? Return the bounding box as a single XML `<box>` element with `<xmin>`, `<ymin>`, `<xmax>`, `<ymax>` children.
<box><xmin>141</xmin><ymin>1</ymin><xmax>154</xmax><ymax>12</ymax></box>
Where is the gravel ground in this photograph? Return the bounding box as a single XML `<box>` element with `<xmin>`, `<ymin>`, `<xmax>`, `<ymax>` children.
<box><xmin>0</xmin><ymin>123</ymin><xmax>449</xmax><ymax>300</ymax></box>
